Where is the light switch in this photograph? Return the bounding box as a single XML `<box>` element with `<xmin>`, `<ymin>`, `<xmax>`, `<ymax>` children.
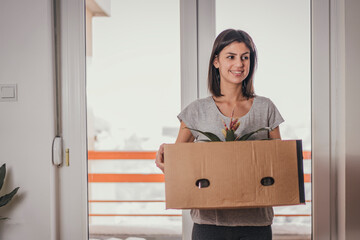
<box><xmin>0</xmin><ymin>84</ymin><xmax>17</xmax><ymax>102</ymax></box>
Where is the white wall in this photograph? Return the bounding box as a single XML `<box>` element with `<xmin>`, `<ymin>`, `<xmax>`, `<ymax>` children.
<box><xmin>344</xmin><ymin>0</ymin><xmax>360</xmax><ymax>238</ymax></box>
<box><xmin>0</xmin><ymin>0</ymin><xmax>55</xmax><ymax>239</ymax></box>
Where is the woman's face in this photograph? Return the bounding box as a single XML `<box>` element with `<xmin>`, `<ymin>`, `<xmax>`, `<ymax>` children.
<box><xmin>213</xmin><ymin>41</ymin><xmax>251</xmax><ymax>86</ymax></box>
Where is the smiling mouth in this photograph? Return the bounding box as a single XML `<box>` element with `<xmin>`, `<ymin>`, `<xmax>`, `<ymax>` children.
<box><xmin>230</xmin><ymin>70</ymin><xmax>244</xmax><ymax>75</ymax></box>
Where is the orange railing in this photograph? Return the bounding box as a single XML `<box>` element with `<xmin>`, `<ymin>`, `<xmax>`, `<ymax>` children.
<box><xmin>88</xmin><ymin>151</ymin><xmax>312</xmax><ymax>218</ymax></box>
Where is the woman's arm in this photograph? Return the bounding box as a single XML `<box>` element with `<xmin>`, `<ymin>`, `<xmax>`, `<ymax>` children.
<box><xmin>175</xmin><ymin>121</ymin><xmax>195</xmax><ymax>143</ymax></box>
<box><xmin>269</xmin><ymin>126</ymin><xmax>281</xmax><ymax>139</ymax></box>
<box><xmin>155</xmin><ymin>121</ymin><xmax>194</xmax><ymax>172</ymax></box>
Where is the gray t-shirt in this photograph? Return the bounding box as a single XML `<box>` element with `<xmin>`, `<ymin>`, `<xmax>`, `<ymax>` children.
<box><xmin>177</xmin><ymin>95</ymin><xmax>284</xmax><ymax>226</ymax></box>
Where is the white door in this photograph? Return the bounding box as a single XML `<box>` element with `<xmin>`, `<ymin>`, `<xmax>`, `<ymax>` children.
<box><xmin>58</xmin><ymin>0</ymin><xmax>185</xmax><ymax>239</ymax></box>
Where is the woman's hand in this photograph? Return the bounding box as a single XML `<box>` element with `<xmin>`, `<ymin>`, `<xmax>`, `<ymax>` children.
<box><xmin>155</xmin><ymin>121</ymin><xmax>195</xmax><ymax>173</ymax></box>
<box><xmin>269</xmin><ymin>126</ymin><xmax>281</xmax><ymax>139</ymax></box>
<box><xmin>155</xmin><ymin>143</ymin><xmax>165</xmax><ymax>173</ymax></box>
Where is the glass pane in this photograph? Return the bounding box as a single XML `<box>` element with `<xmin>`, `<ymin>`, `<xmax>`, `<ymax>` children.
<box><xmin>216</xmin><ymin>0</ymin><xmax>311</xmax><ymax>238</ymax></box>
<box><xmin>86</xmin><ymin>0</ymin><xmax>181</xmax><ymax>239</ymax></box>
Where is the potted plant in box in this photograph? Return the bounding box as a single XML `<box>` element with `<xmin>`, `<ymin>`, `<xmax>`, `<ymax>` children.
<box><xmin>187</xmin><ymin>112</ymin><xmax>271</xmax><ymax>142</ymax></box>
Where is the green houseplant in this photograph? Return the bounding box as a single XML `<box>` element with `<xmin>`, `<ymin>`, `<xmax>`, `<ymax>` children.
<box><xmin>0</xmin><ymin>163</ymin><xmax>19</xmax><ymax>220</ymax></box>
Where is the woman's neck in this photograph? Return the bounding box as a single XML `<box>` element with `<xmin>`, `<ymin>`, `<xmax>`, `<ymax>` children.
<box><xmin>214</xmin><ymin>83</ymin><xmax>247</xmax><ymax>104</ymax></box>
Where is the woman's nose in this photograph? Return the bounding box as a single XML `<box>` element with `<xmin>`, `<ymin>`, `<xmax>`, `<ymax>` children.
<box><xmin>235</xmin><ymin>58</ymin><xmax>244</xmax><ymax>67</ymax></box>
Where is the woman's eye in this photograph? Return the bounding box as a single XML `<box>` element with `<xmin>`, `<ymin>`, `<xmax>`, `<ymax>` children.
<box><xmin>227</xmin><ymin>56</ymin><xmax>234</xmax><ymax>59</ymax></box>
<box><xmin>241</xmin><ymin>56</ymin><xmax>249</xmax><ymax>60</ymax></box>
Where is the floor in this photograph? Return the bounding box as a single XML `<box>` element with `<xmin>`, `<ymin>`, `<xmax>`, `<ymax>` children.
<box><xmin>89</xmin><ymin>222</ymin><xmax>311</xmax><ymax>240</ymax></box>
<box><xmin>90</xmin><ymin>233</ymin><xmax>311</xmax><ymax>240</ymax></box>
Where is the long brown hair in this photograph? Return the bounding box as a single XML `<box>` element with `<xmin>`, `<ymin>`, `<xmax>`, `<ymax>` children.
<box><xmin>208</xmin><ymin>29</ymin><xmax>257</xmax><ymax>99</ymax></box>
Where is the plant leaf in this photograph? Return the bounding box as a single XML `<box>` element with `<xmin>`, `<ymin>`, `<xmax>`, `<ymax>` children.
<box><xmin>0</xmin><ymin>164</ymin><xmax>5</xmax><ymax>191</ymax></box>
<box><xmin>186</xmin><ymin>128</ymin><xmax>222</xmax><ymax>142</ymax></box>
<box><xmin>0</xmin><ymin>187</ymin><xmax>19</xmax><ymax>208</ymax></box>
<box><xmin>225</xmin><ymin>130</ymin><xmax>236</xmax><ymax>141</ymax></box>
<box><xmin>0</xmin><ymin>216</ymin><xmax>9</xmax><ymax>220</ymax></box>
<box><xmin>237</xmin><ymin>127</ymin><xmax>271</xmax><ymax>141</ymax></box>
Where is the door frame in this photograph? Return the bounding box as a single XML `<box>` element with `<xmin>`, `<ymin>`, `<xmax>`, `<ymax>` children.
<box><xmin>311</xmin><ymin>0</ymin><xmax>332</xmax><ymax>239</ymax></box>
<box><xmin>55</xmin><ymin>0</ymin><xmax>88</xmax><ymax>239</ymax></box>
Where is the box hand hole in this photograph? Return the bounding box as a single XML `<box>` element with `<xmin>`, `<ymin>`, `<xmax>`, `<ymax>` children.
<box><xmin>261</xmin><ymin>177</ymin><xmax>275</xmax><ymax>186</ymax></box>
<box><xmin>196</xmin><ymin>179</ymin><xmax>210</xmax><ymax>188</ymax></box>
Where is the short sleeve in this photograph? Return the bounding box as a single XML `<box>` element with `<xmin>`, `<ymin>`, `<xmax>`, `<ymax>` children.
<box><xmin>267</xmin><ymin>99</ymin><xmax>284</xmax><ymax>130</ymax></box>
<box><xmin>177</xmin><ymin>100</ymin><xmax>200</xmax><ymax>138</ymax></box>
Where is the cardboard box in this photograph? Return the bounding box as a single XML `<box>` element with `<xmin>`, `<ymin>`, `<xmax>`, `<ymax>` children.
<box><xmin>164</xmin><ymin>140</ymin><xmax>305</xmax><ymax>209</ymax></box>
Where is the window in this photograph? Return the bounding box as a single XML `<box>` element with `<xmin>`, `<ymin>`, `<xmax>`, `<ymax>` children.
<box><xmin>86</xmin><ymin>0</ymin><xmax>182</xmax><ymax>238</ymax></box>
<box><xmin>216</xmin><ymin>0</ymin><xmax>311</xmax><ymax>237</ymax></box>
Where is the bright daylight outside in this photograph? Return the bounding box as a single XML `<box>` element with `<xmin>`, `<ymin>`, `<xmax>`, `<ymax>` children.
<box><xmin>86</xmin><ymin>0</ymin><xmax>181</xmax><ymax>239</ymax></box>
<box><xmin>86</xmin><ymin>0</ymin><xmax>311</xmax><ymax>240</ymax></box>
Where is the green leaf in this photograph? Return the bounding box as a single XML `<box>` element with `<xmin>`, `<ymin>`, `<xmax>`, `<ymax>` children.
<box><xmin>225</xmin><ymin>130</ymin><xmax>236</xmax><ymax>141</ymax></box>
<box><xmin>237</xmin><ymin>127</ymin><xmax>271</xmax><ymax>141</ymax></box>
<box><xmin>0</xmin><ymin>187</ymin><xmax>19</xmax><ymax>208</ymax></box>
<box><xmin>186</xmin><ymin>128</ymin><xmax>222</xmax><ymax>142</ymax></box>
<box><xmin>0</xmin><ymin>164</ymin><xmax>5</xmax><ymax>191</ymax></box>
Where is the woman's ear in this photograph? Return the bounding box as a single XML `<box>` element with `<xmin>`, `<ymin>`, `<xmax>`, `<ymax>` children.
<box><xmin>213</xmin><ymin>55</ymin><xmax>219</xmax><ymax>68</ymax></box>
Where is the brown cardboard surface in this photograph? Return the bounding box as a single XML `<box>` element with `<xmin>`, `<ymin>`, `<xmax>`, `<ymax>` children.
<box><xmin>164</xmin><ymin>140</ymin><xmax>304</xmax><ymax>209</ymax></box>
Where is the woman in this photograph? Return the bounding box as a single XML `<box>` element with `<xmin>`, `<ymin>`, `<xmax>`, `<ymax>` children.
<box><xmin>156</xmin><ymin>29</ymin><xmax>284</xmax><ymax>240</ymax></box>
